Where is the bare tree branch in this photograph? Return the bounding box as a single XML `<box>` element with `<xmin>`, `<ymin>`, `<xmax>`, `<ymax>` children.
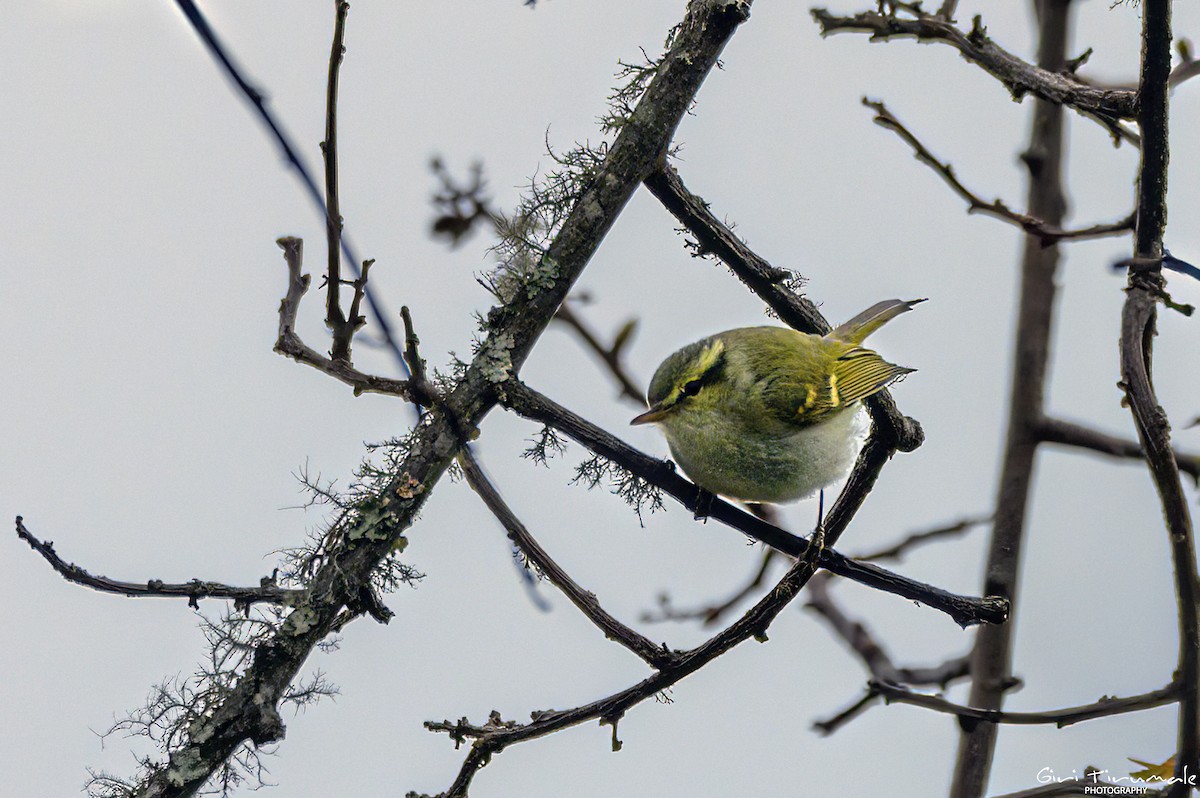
<box><xmin>1118</xmin><ymin>5</ymin><xmax>1200</xmax><ymax>795</ymax></box>
<box><xmin>15</xmin><ymin>517</ymin><xmax>292</xmax><ymax>610</ymax></box>
<box><xmin>876</xmin><ymin>678</ymin><xmax>1180</xmax><ymax>728</ymax></box>
<box><xmin>810</xmin><ymin>7</ymin><xmax>1135</xmax><ymax>125</ymax></box>
<box><xmin>862</xmin><ymin>98</ymin><xmax>1134</xmax><ymax>245</ymax></box>
<box><xmin>553</xmin><ymin>300</ymin><xmax>644</xmax><ymax>405</ymax></box>
<box><xmin>642</xmin><ymin>549</ymin><xmax>779</xmax><ymax>626</ymax></box>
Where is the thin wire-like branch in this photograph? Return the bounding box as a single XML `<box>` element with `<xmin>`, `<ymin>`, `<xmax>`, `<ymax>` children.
<box><xmin>1036</xmin><ymin>415</ymin><xmax>1200</xmax><ymax>483</ymax></box>
<box><xmin>502</xmin><ymin>380</ymin><xmax>1009</xmax><ymax>627</ymax></box>
<box><xmin>856</xmin><ymin>514</ymin><xmax>992</xmax><ymax>562</ymax></box>
<box><xmin>810</xmin><ymin>7</ymin><xmax>1135</xmax><ymax>125</ymax></box>
<box><xmin>863</xmin><ymin>98</ymin><xmax>1134</xmax><ymax>245</ymax></box>
<box><xmin>173</xmin><ymin>0</ymin><xmax>411</xmax><ymax>378</ymax></box>
<box><xmin>457</xmin><ymin>449</ymin><xmax>677</xmax><ymax>669</ymax></box>
<box><xmin>553</xmin><ymin>301</ymin><xmax>644</xmax><ymax>404</ymax></box>
<box><xmin>274</xmin><ymin>238</ymin><xmax>413</xmax><ymax>399</ymax></box>
<box><xmin>642</xmin><ymin>164</ymin><xmax>923</xmax><ymax>453</ymax></box>
<box><xmin>15</xmin><ymin>517</ymin><xmax>292</xmax><ymax>610</ymax></box>
<box><xmin>875</xmin><ymin>678</ymin><xmax>1180</xmax><ymax>728</ymax></box>
<box><xmin>420</xmin><ymin>552</ymin><xmax>824</xmax><ymax>798</ymax></box>
<box><xmin>1120</xmin><ymin>5</ymin><xmax>1200</xmax><ymax>795</ymax></box>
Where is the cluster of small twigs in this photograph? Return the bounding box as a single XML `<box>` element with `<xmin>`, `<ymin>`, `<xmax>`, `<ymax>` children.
<box><xmin>15</xmin><ymin>1</ymin><xmax>1200</xmax><ymax>797</ymax></box>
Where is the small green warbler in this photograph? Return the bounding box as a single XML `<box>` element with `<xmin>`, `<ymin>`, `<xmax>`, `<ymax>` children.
<box><xmin>631</xmin><ymin>298</ymin><xmax>922</xmax><ymax>503</ymax></box>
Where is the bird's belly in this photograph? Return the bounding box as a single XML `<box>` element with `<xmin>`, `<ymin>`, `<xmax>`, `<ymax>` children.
<box><xmin>666</xmin><ymin>408</ymin><xmax>864</xmax><ymax>503</ymax></box>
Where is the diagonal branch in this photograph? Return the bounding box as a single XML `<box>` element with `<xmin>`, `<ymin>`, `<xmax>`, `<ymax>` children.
<box><xmin>863</xmin><ymin>98</ymin><xmax>1134</xmax><ymax>245</ymax></box>
<box><xmin>457</xmin><ymin>448</ymin><xmax>677</xmax><ymax>669</ymax></box>
<box><xmin>502</xmin><ymin>380</ymin><xmax>1009</xmax><ymax>627</ymax></box>
<box><xmin>810</xmin><ymin>7</ymin><xmax>1135</xmax><ymax>125</ymax></box>
<box><xmin>16</xmin><ymin>517</ymin><xmax>292</xmax><ymax>610</ymax></box>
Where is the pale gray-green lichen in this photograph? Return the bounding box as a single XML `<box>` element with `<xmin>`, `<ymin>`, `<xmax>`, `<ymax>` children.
<box><xmin>481</xmin><ymin>332</ymin><xmax>516</xmax><ymax>384</ymax></box>
<box><xmin>281</xmin><ymin>606</ymin><xmax>319</xmax><ymax>636</ymax></box>
<box><xmin>166</xmin><ymin>748</ymin><xmax>206</xmax><ymax>787</ymax></box>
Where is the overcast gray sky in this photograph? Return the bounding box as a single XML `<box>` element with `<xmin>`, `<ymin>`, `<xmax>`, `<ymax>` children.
<box><xmin>6</xmin><ymin>2</ymin><xmax>1200</xmax><ymax>796</ymax></box>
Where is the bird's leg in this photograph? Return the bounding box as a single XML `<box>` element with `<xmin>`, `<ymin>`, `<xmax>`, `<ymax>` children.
<box><xmin>804</xmin><ymin>490</ymin><xmax>826</xmax><ymax>566</ymax></box>
<box><xmin>693</xmin><ymin>487</ymin><xmax>716</xmax><ymax>522</ymax></box>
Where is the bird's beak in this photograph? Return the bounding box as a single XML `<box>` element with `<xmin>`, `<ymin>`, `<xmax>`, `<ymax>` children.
<box><xmin>630</xmin><ymin>405</ymin><xmax>670</xmax><ymax>425</ymax></box>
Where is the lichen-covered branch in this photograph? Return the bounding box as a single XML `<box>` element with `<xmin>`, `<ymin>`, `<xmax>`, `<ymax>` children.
<box><xmin>121</xmin><ymin>3</ymin><xmax>755</xmax><ymax>794</ymax></box>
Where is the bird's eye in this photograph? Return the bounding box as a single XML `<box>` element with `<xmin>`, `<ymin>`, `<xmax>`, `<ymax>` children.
<box><xmin>681</xmin><ymin>379</ymin><xmax>703</xmax><ymax>397</ymax></box>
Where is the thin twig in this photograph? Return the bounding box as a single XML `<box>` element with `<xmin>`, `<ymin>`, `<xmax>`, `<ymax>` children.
<box><xmin>863</xmin><ymin>98</ymin><xmax>1134</xmax><ymax>245</ymax></box>
<box><xmin>642</xmin><ymin>549</ymin><xmax>779</xmax><ymax>626</ymax></box>
<box><xmin>876</xmin><ymin>678</ymin><xmax>1180</xmax><ymax>728</ymax></box>
<box><xmin>457</xmin><ymin>449</ymin><xmax>677</xmax><ymax>668</ymax></box>
<box><xmin>855</xmin><ymin>514</ymin><xmax>992</xmax><ymax>562</ymax></box>
<box><xmin>553</xmin><ymin>301</ymin><xmax>644</xmax><ymax>404</ymax></box>
<box><xmin>502</xmin><ymin>380</ymin><xmax>1009</xmax><ymax>627</ymax></box>
<box><xmin>274</xmin><ymin>238</ymin><xmax>414</xmax><ymax>398</ymax></box>
<box><xmin>323</xmin><ymin>1</ymin><xmax>353</xmax><ymax>362</ymax></box>
<box><xmin>173</xmin><ymin>0</ymin><xmax>411</xmax><ymax>378</ymax></box>
<box><xmin>1119</xmin><ymin>5</ymin><xmax>1200</xmax><ymax>795</ymax></box>
<box><xmin>808</xmin><ymin>574</ymin><xmax>971</xmax><ymax>687</ymax></box>
<box><xmin>810</xmin><ymin>7</ymin><xmax>1135</xmax><ymax>126</ymax></box>
<box><xmin>15</xmin><ymin>517</ymin><xmax>292</xmax><ymax>610</ymax></box>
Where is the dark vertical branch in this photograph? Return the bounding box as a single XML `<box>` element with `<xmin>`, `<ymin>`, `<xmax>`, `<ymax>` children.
<box><xmin>1121</xmin><ymin>4</ymin><xmax>1199</xmax><ymax>795</ymax></box>
<box><xmin>950</xmin><ymin>1</ymin><xmax>1071</xmax><ymax>795</ymax></box>
<box><xmin>323</xmin><ymin>1</ymin><xmax>351</xmax><ymax>362</ymax></box>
